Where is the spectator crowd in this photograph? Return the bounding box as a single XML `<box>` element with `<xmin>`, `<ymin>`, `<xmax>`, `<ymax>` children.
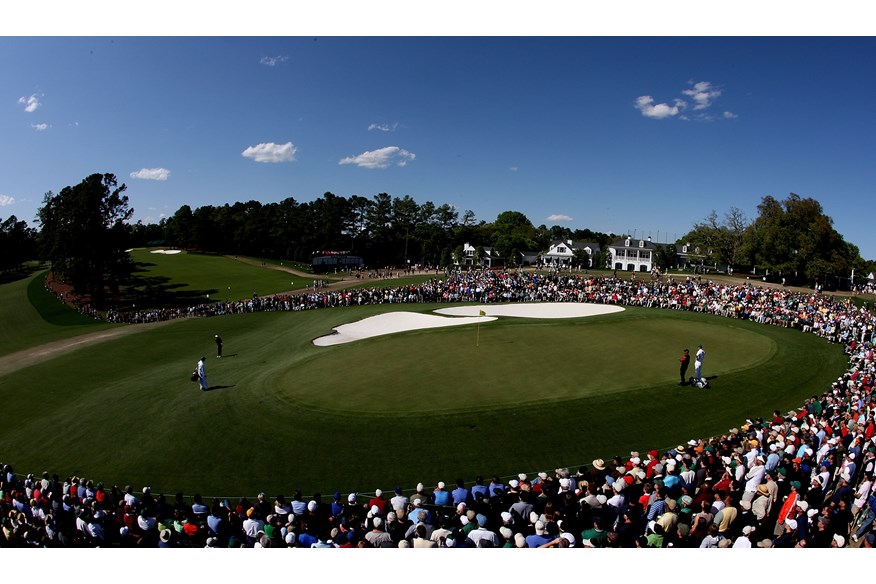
<box><xmin>7</xmin><ymin>270</ymin><xmax>876</xmax><ymax>548</ymax></box>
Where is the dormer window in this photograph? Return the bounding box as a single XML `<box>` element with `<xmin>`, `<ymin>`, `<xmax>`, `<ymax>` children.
<box><xmin>639</xmin><ymin>240</ymin><xmax>644</xmax><ymax>248</ymax></box>
<box><xmin>625</xmin><ymin>238</ymin><xmax>630</xmax><ymax>247</ymax></box>
<box><xmin>558</xmin><ymin>246</ymin><xmax>566</xmax><ymax>253</ymax></box>
<box><xmin>682</xmin><ymin>245</ymin><xmax>688</xmax><ymax>253</ymax></box>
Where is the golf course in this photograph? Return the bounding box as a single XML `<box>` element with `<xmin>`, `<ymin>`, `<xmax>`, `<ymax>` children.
<box><xmin>0</xmin><ymin>253</ymin><xmax>851</xmax><ymax>499</ymax></box>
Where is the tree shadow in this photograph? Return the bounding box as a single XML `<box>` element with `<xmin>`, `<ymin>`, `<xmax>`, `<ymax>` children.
<box><xmin>114</xmin><ymin>262</ymin><xmax>219</xmax><ymax>309</ymax></box>
<box><xmin>0</xmin><ymin>263</ymin><xmax>49</xmax><ymax>285</ymax></box>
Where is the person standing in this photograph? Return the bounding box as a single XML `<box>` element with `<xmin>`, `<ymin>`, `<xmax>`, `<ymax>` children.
<box><xmin>695</xmin><ymin>345</ymin><xmax>705</xmax><ymax>381</ymax></box>
<box><xmin>197</xmin><ymin>357</ymin><xmax>209</xmax><ymax>391</ymax></box>
<box><xmin>679</xmin><ymin>349</ymin><xmax>691</xmax><ymax>385</ymax></box>
<box><xmin>215</xmin><ymin>334</ymin><xmax>223</xmax><ymax>358</ymax></box>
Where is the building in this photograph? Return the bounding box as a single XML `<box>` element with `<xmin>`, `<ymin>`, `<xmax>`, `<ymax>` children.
<box><xmin>676</xmin><ymin>242</ymin><xmax>708</xmax><ymax>270</ymax></box>
<box><xmin>607</xmin><ymin>237</ymin><xmax>657</xmax><ymax>272</ymax></box>
<box><xmin>518</xmin><ymin>250</ymin><xmax>541</xmax><ymax>266</ymax></box>
<box><xmin>311</xmin><ymin>251</ymin><xmax>364</xmax><ymax>273</ymax></box>
<box><xmin>457</xmin><ymin>243</ymin><xmax>504</xmax><ymax>269</ymax></box>
<box><xmin>542</xmin><ymin>240</ymin><xmax>601</xmax><ymax>268</ymax></box>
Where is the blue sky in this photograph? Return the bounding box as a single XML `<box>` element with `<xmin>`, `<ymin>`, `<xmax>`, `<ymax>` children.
<box><xmin>2</xmin><ymin>36</ymin><xmax>876</xmax><ymax>259</ymax></box>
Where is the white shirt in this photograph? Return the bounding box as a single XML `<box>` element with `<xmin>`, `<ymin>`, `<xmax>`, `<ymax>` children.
<box><xmin>854</xmin><ymin>480</ymin><xmax>872</xmax><ymax>509</ymax></box>
<box><xmin>732</xmin><ymin>536</ymin><xmax>752</xmax><ymax>548</ymax></box>
<box><xmin>695</xmin><ymin>348</ymin><xmax>705</xmax><ymax>365</ymax></box>
<box><xmin>744</xmin><ymin>465</ymin><xmax>766</xmax><ymax>492</ymax></box>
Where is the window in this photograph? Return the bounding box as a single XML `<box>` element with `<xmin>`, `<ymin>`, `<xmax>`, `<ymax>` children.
<box><xmin>616</xmin><ymin>249</ymin><xmax>626</xmax><ymax>258</ymax></box>
<box><xmin>557</xmin><ymin>246</ymin><xmax>566</xmax><ymax>253</ymax></box>
<box><xmin>682</xmin><ymin>245</ymin><xmax>688</xmax><ymax>253</ymax></box>
<box><xmin>640</xmin><ymin>251</ymin><xmax>650</xmax><ymax>260</ymax></box>
<box><xmin>639</xmin><ymin>240</ymin><xmax>645</xmax><ymax>248</ymax></box>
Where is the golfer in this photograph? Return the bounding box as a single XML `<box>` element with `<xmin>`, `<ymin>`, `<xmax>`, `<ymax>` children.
<box><xmin>679</xmin><ymin>348</ymin><xmax>691</xmax><ymax>385</ymax></box>
<box><xmin>215</xmin><ymin>334</ymin><xmax>223</xmax><ymax>358</ymax></box>
<box><xmin>197</xmin><ymin>356</ymin><xmax>209</xmax><ymax>391</ymax></box>
<box><xmin>695</xmin><ymin>345</ymin><xmax>705</xmax><ymax>381</ymax></box>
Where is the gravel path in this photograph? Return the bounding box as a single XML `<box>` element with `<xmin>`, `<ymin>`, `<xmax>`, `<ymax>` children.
<box><xmin>0</xmin><ymin>320</ymin><xmax>174</xmax><ymax>377</ymax></box>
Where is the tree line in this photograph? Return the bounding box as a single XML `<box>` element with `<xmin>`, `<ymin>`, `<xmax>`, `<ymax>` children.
<box><xmin>128</xmin><ymin>194</ymin><xmax>614</xmax><ymax>270</ymax></box>
<box><xmin>680</xmin><ymin>194</ymin><xmax>873</xmax><ymax>287</ymax></box>
<box><xmin>2</xmin><ymin>172</ymin><xmax>873</xmax><ymax>297</ymax></box>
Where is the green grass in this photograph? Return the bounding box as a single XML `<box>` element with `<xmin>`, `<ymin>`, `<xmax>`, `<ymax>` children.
<box><xmin>0</xmin><ymin>271</ymin><xmax>111</xmax><ymax>357</ymax></box>
<box><xmin>0</xmin><ymin>302</ymin><xmax>848</xmax><ymax>499</ymax></box>
<box><xmin>126</xmin><ymin>249</ymin><xmax>309</xmax><ymax>306</ymax></box>
<box><xmin>238</xmin><ymin>255</ymin><xmax>342</xmax><ymax>279</ymax></box>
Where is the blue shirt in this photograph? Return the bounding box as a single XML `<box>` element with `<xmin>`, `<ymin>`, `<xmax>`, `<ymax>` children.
<box><xmin>663</xmin><ymin>474</ymin><xmax>680</xmax><ymax>491</ymax></box>
<box><xmin>488</xmin><ymin>483</ymin><xmax>506</xmax><ymax>498</ymax></box>
<box><xmin>470</xmin><ymin>485</ymin><xmax>489</xmax><ymax>500</ymax></box>
<box><xmin>433</xmin><ymin>490</ymin><xmax>451</xmax><ymax>506</ymax></box>
<box><xmin>297</xmin><ymin>532</ymin><xmax>318</xmax><ymax>548</ymax></box>
<box><xmin>647</xmin><ymin>499</ymin><xmax>666</xmax><ymax>521</ymax></box>
<box><xmin>451</xmin><ymin>487</ymin><xmax>470</xmax><ymax>506</ymax></box>
<box><xmin>525</xmin><ymin>533</ymin><xmax>553</xmax><ymax>548</ymax></box>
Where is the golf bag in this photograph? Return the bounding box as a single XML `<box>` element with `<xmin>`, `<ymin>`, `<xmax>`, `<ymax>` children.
<box><xmin>191</xmin><ymin>371</ymin><xmax>199</xmax><ymax>382</ymax></box>
<box><xmin>689</xmin><ymin>377</ymin><xmax>710</xmax><ymax>389</ymax></box>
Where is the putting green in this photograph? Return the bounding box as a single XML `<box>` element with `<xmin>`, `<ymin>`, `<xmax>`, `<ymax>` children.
<box><xmin>0</xmin><ymin>302</ymin><xmax>848</xmax><ymax>496</ymax></box>
<box><xmin>279</xmin><ymin>311</ymin><xmax>775</xmax><ymax>414</ymax></box>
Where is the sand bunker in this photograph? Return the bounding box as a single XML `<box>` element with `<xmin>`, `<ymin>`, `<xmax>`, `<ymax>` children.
<box><xmin>313</xmin><ymin>303</ymin><xmax>623</xmax><ymax>346</ymax></box>
<box><xmin>435</xmin><ymin>303</ymin><xmax>624</xmax><ymax>319</ymax></box>
<box><xmin>149</xmin><ymin>249</ymin><xmax>183</xmax><ymax>255</ymax></box>
<box><xmin>313</xmin><ymin>312</ymin><xmax>497</xmax><ymax>346</ymax></box>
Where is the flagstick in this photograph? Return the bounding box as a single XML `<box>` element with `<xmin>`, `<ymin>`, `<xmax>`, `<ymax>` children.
<box><xmin>477</xmin><ymin>319</ymin><xmax>480</xmax><ymax>347</ymax></box>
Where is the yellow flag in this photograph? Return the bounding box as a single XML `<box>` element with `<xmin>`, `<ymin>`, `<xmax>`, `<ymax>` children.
<box><xmin>479</xmin><ymin>309</ymin><xmax>486</xmax><ymax>316</ymax></box>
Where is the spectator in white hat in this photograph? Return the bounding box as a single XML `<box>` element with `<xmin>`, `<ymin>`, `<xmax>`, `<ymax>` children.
<box><xmin>733</xmin><ymin>525</ymin><xmax>756</xmax><ymax>548</ymax></box>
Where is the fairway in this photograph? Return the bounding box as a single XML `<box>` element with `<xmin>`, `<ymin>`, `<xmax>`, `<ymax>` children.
<box><xmin>0</xmin><ymin>300</ymin><xmax>848</xmax><ymax>498</ymax></box>
<box><xmin>127</xmin><ymin>249</ymin><xmax>313</xmax><ymax>303</ymax></box>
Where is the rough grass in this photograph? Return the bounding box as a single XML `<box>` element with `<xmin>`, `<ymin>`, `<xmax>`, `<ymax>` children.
<box><xmin>0</xmin><ymin>302</ymin><xmax>848</xmax><ymax>499</ymax></box>
<box><xmin>0</xmin><ymin>271</ymin><xmax>110</xmax><ymax>357</ymax></box>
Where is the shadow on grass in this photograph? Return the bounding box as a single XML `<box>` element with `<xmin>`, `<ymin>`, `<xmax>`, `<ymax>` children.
<box><xmin>202</xmin><ymin>385</ymin><xmax>235</xmax><ymax>392</ymax></box>
<box><xmin>0</xmin><ymin>263</ymin><xmax>49</xmax><ymax>285</ymax></box>
<box><xmin>27</xmin><ymin>271</ymin><xmax>105</xmax><ymax>327</ymax></box>
<box><xmin>118</xmin><ymin>263</ymin><xmax>219</xmax><ymax>309</ymax></box>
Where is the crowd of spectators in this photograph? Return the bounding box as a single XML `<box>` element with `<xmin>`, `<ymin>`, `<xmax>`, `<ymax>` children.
<box><xmin>6</xmin><ymin>270</ymin><xmax>876</xmax><ymax>548</ymax></box>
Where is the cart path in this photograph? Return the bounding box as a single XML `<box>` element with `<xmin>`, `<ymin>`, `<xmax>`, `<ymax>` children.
<box><xmin>0</xmin><ymin>320</ymin><xmax>175</xmax><ymax>378</ymax></box>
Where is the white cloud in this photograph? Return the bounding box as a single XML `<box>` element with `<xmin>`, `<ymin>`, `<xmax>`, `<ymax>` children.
<box><xmin>260</xmin><ymin>55</ymin><xmax>289</xmax><ymax>66</ymax></box>
<box><xmin>18</xmin><ymin>94</ymin><xmax>41</xmax><ymax>113</ymax></box>
<box><xmin>510</xmin><ymin>166</ymin><xmax>519</xmax><ymax>172</ymax></box>
<box><xmin>682</xmin><ymin>81</ymin><xmax>722</xmax><ymax>110</ymax></box>
<box><xmin>547</xmin><ymin>214</ymin><xmax>573</xmax><ymax>222</ymax></box>
<box><xmin>339</xmin><ymin>146</ymin><xmax>415</xmax><ymax>169</ymax></box>
<box><xmin>368</xmin><ymin>122</ymin><xmax>398</xmax><ymax>132</ymax></box>
<box><xmin>636</xmin><ymin>80</ymin><xmax>733</xmax><ymax>121</ymax></box>
<box><xmin>130</xmin><ymin>167</ymin><xmax>171</xmax><ymax>181</ymax></box>
<box><xmin>31</xmin><ymin>123</ymin><xmax>48</xmax><ymax>131</ymax></box>
<box><xmin>634</xmin><ymin>96</ymin><xmax>681</xmax><ymax>119</ymax></box>
<box><xmin>0</xmin><ymin>194</ymin><xmax>14</xmax><ymax>206</ymax></box>
<box><xmin>241</xmin><ymin>141</ymin><xmax>298</xmax><ymax>163</ymax></box>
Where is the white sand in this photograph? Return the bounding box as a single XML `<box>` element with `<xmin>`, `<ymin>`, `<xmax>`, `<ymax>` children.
<box><xmin>313</xmin><ymin>312</ymin><xmax>497</xmax><ymax>346</ymax></box>
<box><xmin>149</xmin><ymin>249</ymin><xmax>183</xmax><ymax>255</ymax></box>
<box><xmin>435</xmin><ymin>303</ymin><xmax>624</xmax><ymax>319</ymax></box>
<box><xmin>313</xmin><ymin>303</ymin><xmax>623</xmax><ymax>346</ymax></box>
